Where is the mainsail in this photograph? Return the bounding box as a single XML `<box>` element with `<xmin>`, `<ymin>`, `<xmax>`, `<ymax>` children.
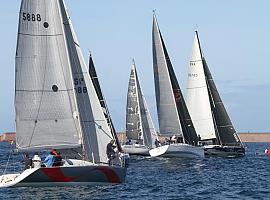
<box><xmin>15</xmin><ymin>0</ymin><xmax>82</xmax><ymax>151</ymax></box>
<box><xmin>88</xmin><ymin>54</ymin><xmax>122</xmax><ymax>152</ymax></box>
<box><xmin>126</xmin><ymin>62</ymin><xmax>142</xmax><ymax>141</ymax></box>
<box><xmin>186</xmin><ymin>31</ymin><xmax>216</xmax><ymax>140</ymax></box>
<box><xmin>126</xmin><ymin>61</ymin><xmax>157</xmax><ymax>148</ymax></box>
<box><xmin>152</xmin><ymin>14</ymin><xmax>198</xmax><ymax>145</ymax></box>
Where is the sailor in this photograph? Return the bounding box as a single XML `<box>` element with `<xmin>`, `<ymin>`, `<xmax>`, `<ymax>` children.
<box><xmin>154</xmin><ymin>138</ymin><xmax>160</xmax><ymax>147</ymax></box>
<box><xmin>106</xmin><ymin>139</ymin><xmax>116</xmax><ymax>165</ymax></box>
<box><xmin>171</xmin><ymin>135</ymin><xmax>177</xmax><ymax>143</ymax></box>
<box><xmin>53</xmin><ymin>151</ymin><xmax>63</xmax><ymax>166</ymax></box>
<box><xmin>43</xmin><ymin>150</ymin><xmax>56</xmax><ymax>167</ymax></box>
<box><xmin>32</xmin><ymin>152</ymin><xmax>41</xmax><ymax>168</ymax></box>
<box><xmin>23</xmin><ymin>154</ymin><xmax>32</xmax><ymax>170</ymax></box>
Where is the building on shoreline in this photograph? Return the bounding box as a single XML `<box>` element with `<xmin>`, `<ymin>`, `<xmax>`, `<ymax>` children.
<box><xmin>1</xmin><ymin>131</ymin><xmax>270</xmax><ymax>143</ymax></box>
<box><xmin>0</xmin><ymin>132</ymin><xmax>16</xmax><ymax>142</ymax></box>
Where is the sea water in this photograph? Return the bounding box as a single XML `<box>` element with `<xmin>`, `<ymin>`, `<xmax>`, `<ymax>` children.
<box><xmin>0</xmin><ymin>142</ymin><xmax>269</xmax><ymax>200</ymax></box>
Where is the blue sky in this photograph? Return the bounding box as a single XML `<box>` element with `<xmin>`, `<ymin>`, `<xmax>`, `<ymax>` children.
<box><xmin>1</xmin><ymin>0</ymin><xmax>270</xmax><ymax>133</ymax></box>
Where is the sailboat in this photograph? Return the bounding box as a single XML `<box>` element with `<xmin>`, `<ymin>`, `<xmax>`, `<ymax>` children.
<box><xmin>0</xmin><ymin>0</ymin><xmax>126</xmax><ymax>188</ymax></box>
<box><xmin>122</xmin><ymin>60</ymin><xmax>159</xmax><ymax>155</ymax></box>
<box><xmin>186</xmin><ymin>31</ymin><xmax>245</xmax><ymax>156</ymax></box>
<box><xmin>150</xmin><ymin>14</ymin><xmax>204</xmax><ymax>158</ymax></box>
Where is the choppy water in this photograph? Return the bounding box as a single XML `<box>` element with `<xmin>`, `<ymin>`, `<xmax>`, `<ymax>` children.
<box><xmin>0</xmin><ymin>142</ymin><xmax>269</xmax><ymax>200</ymax></box>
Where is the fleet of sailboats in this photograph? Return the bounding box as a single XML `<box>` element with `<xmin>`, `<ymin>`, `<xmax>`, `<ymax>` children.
<box><xmin>0</xmin><ymin>0</ymin><xmax>246</xmax><ymax>188</ymax></box>
<box><xmin>150</xmin><ymin>14</ymin><xmax>204</xmax><ymax>158</ymax></box>
<box><xmin>122</xmin><ymin>60</ymin><xmax>159</xmax><ymax>155</ymax></box>
<box><xmin>186</xmin><ymin>31</ymin><xmax>245</xmax><ymax>156</ymax></box>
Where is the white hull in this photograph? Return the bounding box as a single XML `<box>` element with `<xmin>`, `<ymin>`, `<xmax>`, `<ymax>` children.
<box><xmin>149</xmin><ymin>143</ymin><xmax>204</xmax><ymax>158</ymax></box>
<box><xmin>122</xmin><ymin>144</ymin><xmax>150</xmax><ymax>156</ymax></box>
<box><xmin>0</xmin><ymin>159</ymin><xmax>126</xmax><ymax>188</ymax></box>
<box><xmin>203</xmin><ymin>145</ymin><xmax>245</xmax><ymax>157</ymax></box>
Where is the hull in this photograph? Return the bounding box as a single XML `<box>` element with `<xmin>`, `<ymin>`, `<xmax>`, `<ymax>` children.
<box><xmin>122</xmin><ymin>144</ymin><xmax>150</xmax><ymax>156</ymax></box>
<box><xmin>204</xmin><ymin>145</ymin><xmax>245</xmax><ymax>157</ymax></box>
<box><xmin>0</xmin><ymin>160</ymin><xmax>126</xmax><ymax>188</ymax></box>
<box><xmin>149</xmin><ymin>143</ymin><xmax>204</xmax><ymax>158</ymax></box>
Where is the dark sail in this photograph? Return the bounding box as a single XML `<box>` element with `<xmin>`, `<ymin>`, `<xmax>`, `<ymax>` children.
<box><xmin>202</xmin><ymin>58</ymin><xmax>242</xmax><ymax>147</ymax></box>
<box><xmin>88</xmin><ymin>54</ymin><xmax>123</xmax><ymax>152</ymax></box>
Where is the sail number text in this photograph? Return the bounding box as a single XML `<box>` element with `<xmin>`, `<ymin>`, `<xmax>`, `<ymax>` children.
<box><xmin>22</xmin><ymin>13</ymin><xmax>42</xmax><ymax>22</ymax></box>
<box><xmin>188</xmin><ymin>73</ymin><xmax>198</xmax><ymax>77</ymax></box>
<box><xmin>74</xmin><ymin>78</ymin><xmax>87</xmax><ymax>94</ymax></box>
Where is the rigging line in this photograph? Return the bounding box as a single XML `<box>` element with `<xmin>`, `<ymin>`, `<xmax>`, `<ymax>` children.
<box><xmin>94</xmin><ymin>121</ymin><xmax>113</xmax><ymax>139</ymax></box>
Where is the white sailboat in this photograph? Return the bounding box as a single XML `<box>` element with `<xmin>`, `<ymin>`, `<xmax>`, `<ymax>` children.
<box><xmin>122</xmin><ymin>60</ymin><xmax>159</xmax><ymax>155</ymax></box>
<box><xmin>150</xmin><ymin>14</ymin><xmax>204</xmax><ymax>158</ymax></box>
<box><xmin>0</xmin><ymin>0</ymin><xmax>126</xmax><ymax>188</ymax></box>
<box><xmin>186</xmin><ymin>31</ymin><xmax>245</xmax><ymax>156</ymax></box>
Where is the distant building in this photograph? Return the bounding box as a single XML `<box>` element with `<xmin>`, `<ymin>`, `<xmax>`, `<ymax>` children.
<box><xmin>0</xmin><ymin>132</ymin><xmax>16</xmax><ymax>142</ymax></box>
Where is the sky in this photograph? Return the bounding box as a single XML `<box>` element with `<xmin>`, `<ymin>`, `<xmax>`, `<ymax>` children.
<box><xmin>1</xmin><ymin>0</ymin><xmax>270</xmax><ymax>133</ymax></box>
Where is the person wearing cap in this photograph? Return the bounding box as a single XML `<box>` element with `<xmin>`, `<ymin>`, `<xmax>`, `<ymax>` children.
<box><xmin>106</xmin><ymin>139</ymin><xmax>116</xmax><ymax>165</ymax></box>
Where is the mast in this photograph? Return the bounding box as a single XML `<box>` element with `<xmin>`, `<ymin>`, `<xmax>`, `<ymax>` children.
<box><xmin>186</xmin><ymin>31</ymin><xmax>216</xmax><ymax>141</ymax></box>
<box><xmin>88</xmin><ymin>53</ymin><xmax>123</xmax><ymax>152</ymax></box>
<box><xmin>152</xmin><ymin>14</ymin><xmax>198</xmax><ymax>145</ymax></box>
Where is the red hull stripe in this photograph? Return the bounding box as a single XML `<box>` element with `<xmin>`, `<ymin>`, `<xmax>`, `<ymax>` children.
<box><xmin>41</xmin><ymin>168</ymin><xmax>79</xmax><ymax>182</ymax></box>
<box><xmin>95</xmin><ymin>167</ymin><xmax>121</xmax><ymax>183</ymax></box>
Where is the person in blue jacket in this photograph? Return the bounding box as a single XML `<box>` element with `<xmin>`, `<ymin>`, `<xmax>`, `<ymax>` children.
<box><xmin>43</xmin><ymin>150</ymin><xmax>57</xmax><ymax>167</ymax></box>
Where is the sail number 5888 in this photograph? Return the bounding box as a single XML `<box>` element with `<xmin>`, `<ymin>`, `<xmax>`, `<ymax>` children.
<box><xmin>22</xmin><ymin>12</ymin><xmax>41</xmax><ymax>21</ymax></box>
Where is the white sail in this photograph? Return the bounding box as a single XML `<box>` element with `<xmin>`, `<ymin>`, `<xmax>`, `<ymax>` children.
<box><xmin>152</xmin><ymin>15</ymin><xmax>182</xmax><ymax>137</ymax></box>
<box><xmin>59</xmin><ymin>0</ymin><xmax>112</xmax><ymax>163</ymax></box>
<box><xmin>15</xmin><ymin>0</ymin><xmax>82</xmax><ymax>151</ymax></box>
<box><xmin>186</xmin><ymin>32</ymin><xmax>216</xmax><ymax>140</ymax></box>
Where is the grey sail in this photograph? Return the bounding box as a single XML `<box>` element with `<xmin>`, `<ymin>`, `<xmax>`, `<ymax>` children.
<box><xmin>203</xmin><ymin>58</ymin><xmax>243</xmax><ymax>146</ymax></box>
<box><xmin>15</xmin><ymin>0</ymin><xmax>82</xmax><ymax>151</ymax></box>
<box><xmin>126</xmin><ymin>63</ymin><xmax>142</xmax><ymax>142</ymax></box>
<box><xmin>127</xmin><ymin>61</ymin><xmax>157</xmax><ymax>148</ymax></box>
<box><xmin>88</xmin><ymin>54</ymin><xmax>123</xmax><ymax>152</ymax></box>
<box><xmin>152</xmin><ymin>15</ymin><xmax>198</xmax><ymax>145</ymax></box>
<box><xmin>137</xmin><ymin>82</ymin><xmax>157</xmax><ymax>148</ymax></box>
<box><xmin>59</xmin><ymin>0</ymin><xmax>113</xmax><ymax>163</ymax></box>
